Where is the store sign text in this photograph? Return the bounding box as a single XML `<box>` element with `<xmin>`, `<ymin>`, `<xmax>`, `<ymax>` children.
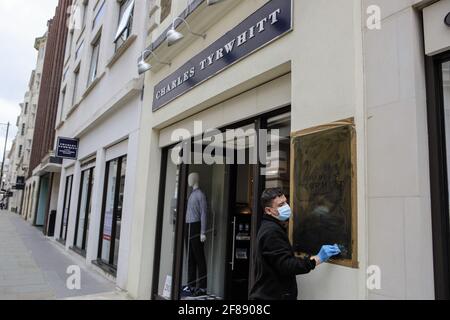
<box><xmin>153</xmin><ymin>0</ymin><xmax>293</xmax><ymax>111</ymax></box>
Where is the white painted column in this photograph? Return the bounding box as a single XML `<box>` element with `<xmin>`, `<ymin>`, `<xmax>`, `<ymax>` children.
<box><xmin>54</xmin><ymin>166</ymin><xmax>67</xmax><ymax>241</ymax></box>
<box><xmin>117</xmin><ymin>130</ymin><xmax>140</xmax><ymax>290</ymax></box>
<box><xmin>127</xmin><ymin>129</ymin><xmax>162</xmax><ymax>299</ymax></box>
<box><xmin>66</xmin><ymin>161</ymin><xmax>82</xmax><ymax>250</ymax></box>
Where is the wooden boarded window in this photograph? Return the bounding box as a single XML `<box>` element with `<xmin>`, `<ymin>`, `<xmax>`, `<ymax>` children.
<box><xmin>289</xmin><ymin>118</ymin><xmax>358</xmax><ymax>268</ymax></box>
<box><xmin>160</xmin><ymin>0</ymin><xmax>172</xmax><ymax>23</ymax></box>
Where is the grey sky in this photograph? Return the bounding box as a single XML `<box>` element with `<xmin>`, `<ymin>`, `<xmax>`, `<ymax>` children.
<box><xmin>0</xmin><ymin>0</ymin><xmax>58</xmax><ymax>164</ymax></box>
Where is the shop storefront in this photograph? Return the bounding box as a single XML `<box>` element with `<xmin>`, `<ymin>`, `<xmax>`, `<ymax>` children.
<box><xmin>128</xmin><ymin>0</ymin><xmax>368</xmax><ymax>300</ymax></box>
<box><xmin>153</xmin><ymin>108</ymin><xmax>291</xmax><ymax>299</ymax></box>
<box><xmin>55</xmin><ymin>134</ymin><xmax>137</xmax><ymax>288</ymax></box>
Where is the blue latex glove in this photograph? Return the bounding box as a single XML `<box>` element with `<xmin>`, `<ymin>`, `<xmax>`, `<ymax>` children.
<box><xmin>317</xmin><ymin>245</ymin><xmax>341</xmax><ymax>263</ymax></box>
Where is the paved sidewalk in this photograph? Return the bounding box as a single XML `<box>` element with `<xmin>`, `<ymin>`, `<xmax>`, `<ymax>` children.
<box><xmin>0</xmin><ymin>210</ymin><xmax>118</xmax><ymax>300</ymax></box>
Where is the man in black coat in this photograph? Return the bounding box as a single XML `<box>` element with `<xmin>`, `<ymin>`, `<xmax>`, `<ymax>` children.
<box><xmin>249</xmin><ymin>188</ymin><xmax>341</xmax><ymax>300</ymax></box>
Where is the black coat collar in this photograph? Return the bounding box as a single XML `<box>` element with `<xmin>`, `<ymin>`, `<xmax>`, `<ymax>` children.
<box><xmin>263</xmin><ymin>214</ymin><xmax>288</xmax><ymax>229</ymax></box>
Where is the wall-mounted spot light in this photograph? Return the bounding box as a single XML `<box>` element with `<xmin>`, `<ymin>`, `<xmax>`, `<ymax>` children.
<box><xmin>137</xmin><ymin>50</ymin><xmax>171</xmax><ymax>75</ymax></box>
<box><xmin>166</xmin><ymin>17</ymin><xmax>206</xmax><ymax>47</ymax></box>
<box><xmin>445</xmin><ymin>12</ymin><xmax>450</xmax><ymax>27</ymax></box>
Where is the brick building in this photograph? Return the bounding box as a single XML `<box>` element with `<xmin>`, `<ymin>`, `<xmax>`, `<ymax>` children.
<box><xmin>24</xmin><ymin>0</ymin><xmax>71</xmax><ymax>235</ymax></box>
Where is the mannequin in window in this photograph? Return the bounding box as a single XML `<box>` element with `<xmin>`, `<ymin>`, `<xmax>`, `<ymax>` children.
<box><xmin>183</xmin><ymin>172</ymin><xmax>208</xmax><ymax>297</ymax></box>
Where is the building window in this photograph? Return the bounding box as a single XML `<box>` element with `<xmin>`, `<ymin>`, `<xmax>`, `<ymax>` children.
<box><xmin>427</xmin><ymin>55</ymin><xmax>450</xmax><ymax>299</ymax></box>
<box><xmin>59</xmin><ymin>175</ymin><xmax>73</xmax><ymax>244</ymax></box>
<box><xmin>160</xmin><ymin>0</ymin><xmax>172</xmax><ymax>23</ymax></box>
<box><xmin>67</xmin><ymin>30</ymin><xmax>74</xmax><ymax>58</ymax></box>
<box><xmin>60</xmin><ymin>88</ymin><xmax>66</xmax><ymax>122</ymax></box>
<box><xmin>75</xmin><ymin>40</ymin><xmax>84</xmax><ymax>61</ymax></box>
<box><xmin>21</xmin><ymin>124</ymin><xmax>25</xmax><ymax>136</ymax></box>
<box><xmin>92</xmin><ymin>1</ymin><xmax>105</xmax><ymax>30</ymax></box>
<box><xmin>63</xmin><ymin>67</ymin><xmax>69</xmax><ymax>81</ymax></box>
<box><xmin>114</xmin><ymin>0</ymin><xmax>135</xmax><ymax>50</ymax></box>
<box><xmin>81</xmin><ymin>0</ymin><xmax>88</xmax><ymax>28</ymax></box>
<box><xmin>24</xmin><ymin>103</ymin><xmax>28</xmax><ymax>115</ymax></box>
<box><xmin>18</xmin><ymin>145</ymin><xmax>23</xmax><ymax>158</ymax></box>
<box><xmin>73</xmin><ymin>167</ymin><xmax>94</xmax><ymax>255</ymax></box>
<box><xmin>38</xmin><ymin>47</ymin><xmax>44</xmax><ymax>59</ymax></box>
<box><xmin>72</xmin><ymin>68</ymin><xmax>80</xmax><ymax>107</ymax></box>
<box><xmin>88</xmin><ymin>36</ymin><xmax>101</xmax><ymax>86</ymax></box>
<box><xmin>97</xmin><ymin>156</ymin><xmax>127</xmax><ymax>272</ymax></box>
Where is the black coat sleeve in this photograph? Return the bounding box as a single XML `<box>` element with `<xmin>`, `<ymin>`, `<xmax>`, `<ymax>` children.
<box><xmin>262</xmin><ymin>230</ymin><xmax>316</xmax><ymax>276</ymax></box>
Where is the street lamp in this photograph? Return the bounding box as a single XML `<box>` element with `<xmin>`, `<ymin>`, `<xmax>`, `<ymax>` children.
<box><xmin>137</xmin><ymin>50</ymin><xmax>171</xmax><ymax>75</ymax></box>
<box><xmin>166</xmin><ymin>17</ymin><xmax>206</xmax><ymax>47</ymax></box>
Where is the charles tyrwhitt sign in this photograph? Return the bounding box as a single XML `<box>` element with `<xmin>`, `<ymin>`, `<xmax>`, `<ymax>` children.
<box><xmin>153</xmin><ymin>0</ymin><xmax>293</xmax><ymax>111</ymax></box>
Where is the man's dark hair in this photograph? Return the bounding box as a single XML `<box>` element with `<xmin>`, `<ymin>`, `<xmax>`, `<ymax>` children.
<box><xmin>261</xmin><ymin>188</ymin><xmax>285</xmax><ymax>210</ymax></box>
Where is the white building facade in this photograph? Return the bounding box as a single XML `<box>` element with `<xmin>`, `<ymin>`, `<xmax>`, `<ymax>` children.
<box><xmin>53</xmin><ymin>0</ymin><xmax>150</xmax><ymax>290</ymax></box>
<box><xmin>123</xmin><ymin>0</ymin><xmax>450</xmax><ymax>300</ymax></box>
<box><xmin>6</xmin><ymin>35</ymin><xmax>47</xmax><ymax>217</ymax></box>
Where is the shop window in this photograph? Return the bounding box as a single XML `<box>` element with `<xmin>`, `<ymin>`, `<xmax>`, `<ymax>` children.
<box><xmin>97</xmin><ymin>156</ymin><xmax>127</xmax><ymax>272</ymax></box>
<box><xmin>59</xmin><ymin>175</ymin><xmax>73</xmax><ymax>243</ymax></box>
<box><xmin>264</xmin><ymin>112</ymin><xmax>291</xmax><ymax>194</ymax></box>
<box><xmin>160</xmin><ymin>0</ymin><xmax>172</xmax><ymax>23</ymax></box>
<box><xmin>290</xmin><ymin>119</ymin><xmax>358</xmax><ymax>268</ymax></box>
<box><xmin>180</xmin><ymin>152</ymin><xmax>230</xmax><ymax>300</ymax></box>
<box><xmin>153</xmin><ymin>108</ymin><xmax>293</xmax><ymax>300</ymax></box>
<box><xmin>73</xmin><ymin>167</ymin><xmax>94</xmax><ymax>254</ymax></box>
<box><xmin>427</xmin><ymin>55</ymin><xmax>450</xmax><ymax>299</ymax></box>
<box><xmin>156</xmin><ymin>146</ymin><xmax>180</xmax><ymax>299</ymax></box>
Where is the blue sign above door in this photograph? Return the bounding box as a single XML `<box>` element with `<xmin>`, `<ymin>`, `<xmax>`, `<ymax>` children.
<box><xmin>56</xmin><ymin>137</ymin><xmax>79</xmax><ymax>160</ymax></box>
<box><xmin>152</xmin><ymin>0</ymin><xmax>293</xmax><ymax>111</ymax></box>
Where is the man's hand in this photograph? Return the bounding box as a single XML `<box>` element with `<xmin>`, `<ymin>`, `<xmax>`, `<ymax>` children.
<box><xmin>201</xmin><ymin>234</ymin><xmax>207</xmax><ymax>243</ymax></box>
<box><xmin>316</xmin><ymin>245</ymin><xmax>341</xmax><ymax>264</ymax></box>
<box><xmin>311</xmin><ymin>256</ymin><xmax>321</xmax><ymax>266</ymax></box>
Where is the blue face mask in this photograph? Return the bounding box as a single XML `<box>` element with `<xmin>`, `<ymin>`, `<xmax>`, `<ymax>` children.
<box><xmin>277</xmin><ymin>204</ymin><xmax>292</xmax><ymax>222</ymax></box>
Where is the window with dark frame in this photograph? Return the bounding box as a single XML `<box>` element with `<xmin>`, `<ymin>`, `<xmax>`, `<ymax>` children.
<box><xmin>97</xmin><ymin>156</ymin><xmax>127</xmax><ymax>273</ymax></box>
<box><xmin>92</xmin><ymin>1</ymin><xmax>105</xmax><ymax>30</ymax></box>
<box><xmin>88</xmin><ymin>35</ymin><xmax>101</xmax><ymax>86</ymax></box>
<box><xmin>73</xmin><ymin>167</ymin><xmax>95</xmax><ymax>255</ymax></box>
<box><xmin>60</xmin><ymin>175</ymin><xmax>74</xmax><ymax>243</ymax></box>
<box><xmin>425</xmin><ymin>52</ymin><xmax>450</xmax><ymax>299</ymax></box>
<box><xmin>114</xmin><ymin>0</ymin><xmax>134</xmax><ymax>51</ymax></box>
